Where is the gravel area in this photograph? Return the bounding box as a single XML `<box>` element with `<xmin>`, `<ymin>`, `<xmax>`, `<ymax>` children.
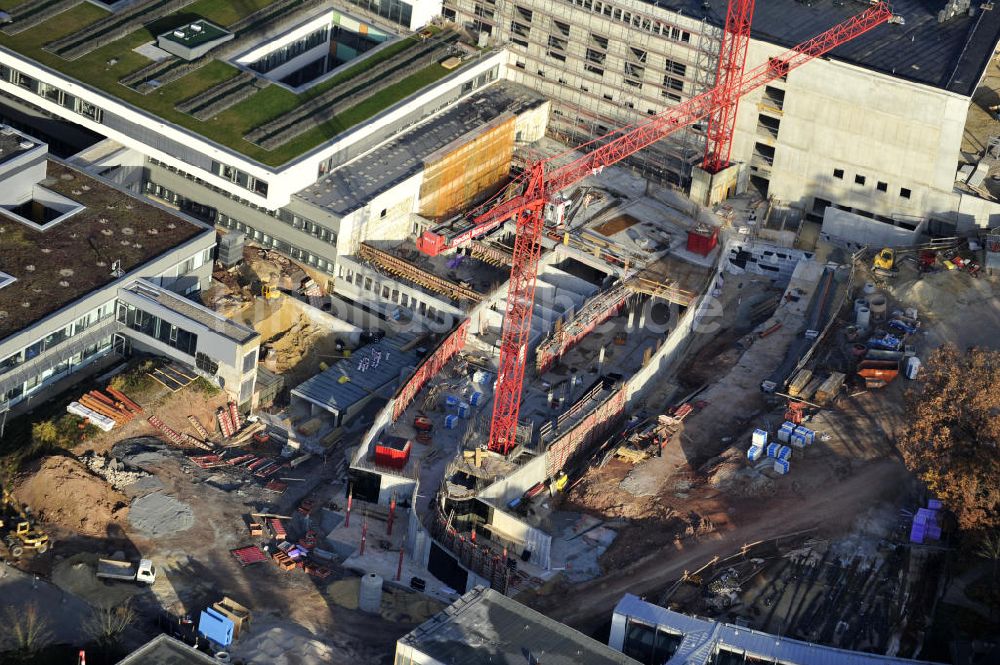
<box><xmin>128</xmin><ymin>493</ymin><xmax>194</xmax><ymax>538</ymax></box>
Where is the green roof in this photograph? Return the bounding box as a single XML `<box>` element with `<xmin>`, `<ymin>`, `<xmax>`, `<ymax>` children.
<box><xmin>0</xmin><ymin>1</ymin><xmax>455</xmax><ymax>167</ymax></box>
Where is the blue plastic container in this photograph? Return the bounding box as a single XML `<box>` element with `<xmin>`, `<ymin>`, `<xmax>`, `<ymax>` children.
<box><xmin>445</xmin><ymin>415</ymin><xmax>458</xmax><ymax>429</ymax></box>
<box><xmin>774</xmin><ymin>458</ymin><xmax>790</xmax><ymax>475</ymax></box>
<box><xmin>445</xmin><ymin>395</ymin><xmax>459</xmax><ymax>408</ymax></box>
<box><xmin>778</xmin><ymin>445</ymin><xmax>792</xmax><ymax>461</ymax></box>
<box><xmin>752</xmin><ymin>429</ymin><xmax>768</xmax><ymax>447</ymax></box>
<box><xmin>747</xmin><ymin>445</ymin><xmax>763</xmax><ymax>461</ymax></box>
<box><xmin>778</xmin><ymin>421</ymin><xmax>796</xmax><ymax>443</ymax></box>
<box><xmin>458</xmin><ymin>403</ymin><xmax>470</xmax><ymax>418</ymax></box>
<box><xmin>470</xmin><ymin>391</ymin><xmax>483</xmax><ymax>406</ymax></box>
<box><xmin>766</xmin><ymin>442</ymin><xmax>780</xmax><ymax>458</ymax></box>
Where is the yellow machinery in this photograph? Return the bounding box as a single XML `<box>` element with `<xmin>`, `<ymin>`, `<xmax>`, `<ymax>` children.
<box><xmin>1</xmin><ymin>488</ymin><xmax>50</xmax><ymax>558</ymax></box>
<box><xmin>873</xmin><ymin>247</ymin><xmax>895</xmax><ymax>273</ymax></box>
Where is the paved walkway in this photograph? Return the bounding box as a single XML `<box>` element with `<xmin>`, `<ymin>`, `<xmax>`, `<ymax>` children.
<box><xmin>0</xmin><ymin>561</ymin><xmax>93</xmax><ymax>651</ymax></box>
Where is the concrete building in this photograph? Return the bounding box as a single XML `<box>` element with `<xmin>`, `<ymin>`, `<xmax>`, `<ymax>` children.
<box><xmin>394</xmin><ymin>585</ymin><xmax>642</xmax><ymax>665</ymax></box>
<box><xmin>443</xmin><ymin>0</ymin><xmax>1000</xmax><ymax>232</ymax></box>
<box><xmin>609</xmin><ymin>594</ymin><xmax>943</xmax><ymax>665</ymax></box>
<box><xmin>0</xmin><ymin>126</ymin><xmax>259</xmax><ymax>415</ymax></box>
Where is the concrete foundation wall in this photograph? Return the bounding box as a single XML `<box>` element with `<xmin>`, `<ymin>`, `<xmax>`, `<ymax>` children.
<box><xmin>820</xmin><ymin>207</ymin><xmax>923</xmax><ymax>249</ymax></box>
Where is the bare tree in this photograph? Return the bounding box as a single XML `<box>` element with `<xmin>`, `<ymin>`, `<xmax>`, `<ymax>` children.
<box><xmin>85</xmin><ymin>600</ymin><xmax>136</xmax><ymax>647</ymax></box>
<box><xmin>3</xmin><ymin>602</ymin><xmax>52</xmax><ymax>655</ymax></box>
<box><xmin>976</xmin><ymin>530</ymin><xmax>1000</xmax><ymax>581</ymax></box>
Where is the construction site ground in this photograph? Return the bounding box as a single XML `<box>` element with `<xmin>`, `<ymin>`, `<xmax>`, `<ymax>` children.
<box><xmin>521</xmin><ymin>248</ymin><xmax>1000</xmax><ymax>650</ymax></box>
<box><xmin>4</xmin><ymin>376</ymin><xmax>439</xmax><ymax>663</ymax></box>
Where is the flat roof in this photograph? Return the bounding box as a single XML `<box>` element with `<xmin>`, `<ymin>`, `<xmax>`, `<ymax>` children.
<box><xmin>0</xmin><ymin>3</ymin><xmax>461</xmax><ymax>166</ymax></box>
<box><xmin>0</xmin><ymin>129</ymin><xmax>36</xmax><ymax>165</ymax></box>
<box><xmin>159</xmin><ymin>20</ymin><xmax>230</xmax><ymax>48</ymax></box>
<box><xmin>122</xmin><ymin>279</ymin><xmax>259</xmax><ymax>345</ymax></box>
<box><xmin>116</xmin><ymin>634</ymin><xmax>218</xmax><ymax>665</ymax></box>
<box><xmin>399</xmin><ymin>586</ymin><xmax>642</xmax><ymax>665</ymax></box>
<box><xmin>291</xmin><ymin>336</ymin><xmax>419</xmax><ymax>415</ymax></box>
<box><xmin>652</xmin><ymin>0</ymin><xmax>1000</xmax><ymax>97</ymax></box>
<box><xmin>297</xmin><ymin>82</ymin><xmax>545</xmax><ymax>216</ymax></box>
<box><xmin>614</xmin><ymin>594</ymin><xmax>944</xmax><ymax>665</ymax></box>
<box><xmin>0</xmin><ymin>161</ymin><xmax>205</xmax><ymax>344</ymax></box>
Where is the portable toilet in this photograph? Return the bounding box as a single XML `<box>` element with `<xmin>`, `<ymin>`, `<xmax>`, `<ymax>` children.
<box><xmin>747</xmin><ymin>445</ymin><xmax>763</xmax><ymax>461</ymax></box>
<box><xmin>752</xmin><ymin>429</ymin><xmax>768</xmax><ymax>447</ymax></box>
<box><xmin>766</xmin><ymin>442</ymin><xmax>780</xmax><ymax>458</ymax></box>
<box><xmin>774</xmin><ymin>458</ymin><xmax>790</xmax><ymax>475</ymax></box>
<box><xmin>778</xmin><ymin>445</ymin><xmax>792</xmax><ymax>461</ymax></box>
<box><xmin>444</xmin><ymin>415</ymin><xmax>458</xmax><ymax>429</ymax></box>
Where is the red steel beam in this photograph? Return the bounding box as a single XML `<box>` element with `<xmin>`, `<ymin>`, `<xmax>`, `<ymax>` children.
<box><xmin>703</xmin><ymin>0</ymin><xmax>756</xmax><ymax>173</ymax></box>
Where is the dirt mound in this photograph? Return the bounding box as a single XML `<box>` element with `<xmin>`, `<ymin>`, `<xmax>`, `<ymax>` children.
<box><xmin>14</xmin><ymin>456</ymin><xmax>128</xmax><ymax>536</ymax></box>
<box><xmin>705</xmin><ymin>448</ymin><xmax>776</xmax><ymax>498</ymax></box>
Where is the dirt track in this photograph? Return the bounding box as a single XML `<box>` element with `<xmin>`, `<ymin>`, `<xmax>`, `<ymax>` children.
<box><xmin>527</xmin><ymin>457</ymin><xmax>911</xmax><ymax>632</ymax></box>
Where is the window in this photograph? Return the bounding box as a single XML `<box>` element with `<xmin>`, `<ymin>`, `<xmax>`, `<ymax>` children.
<box><xmin>877</xmin><ymin>181</ymin><xmax>888</xmax><ymax>192</ymax></box>
<box><xmin>833</xmin><ymin>169</ymin><xmax>844</xmax><ymax>180</ymax></box>
<box><xmin>553</xmin><ymin>19</ymin><xmax>570</xmax><ymax>36</ymax></box>
<box><xmin>16</xmin><ymin>72</ymin><xmax>33</xmax><ymax>91</ymax></box>
<box><xmin>515</xmin><ymin>4</ymin><xmax>533</xmax><ymax>21</ymax></box>
<box><xmin>584</xmin><ymin>64</ymin><xmax>604</xmax><ymax>76</ymax></box>
<box><xmin>900</xmin><ymin>187</ymin><xmax>911</xmax><ymax>199</ymax></box>
<box><xmin>75</xmin><ymin>99</ymin><xmax>102</xmax><ymax>123</ymax></box>
<box><xmin>196</xmin><ymin>352</ymin><xmax>219</xmax><ymax>375</ymax></box>
<box><xmin>586</xmin><ymin>48</ymin><xmax>606</xmax><ymax>64</ymax></box>
<box><xmin>855</xmin><ymin>174</ymin><xmax>866</xmax><ymax>185</ymax></box>
<box><xmin>665</xmin><ymin>59</ymin><xmax>686</xmax><ymax>77</ymax></box>
<box><xmin>242</xmin><ymin>350</ymin><xmax>257</xmax><ymax>373</ymax></box>
<box><xmin>664</xmin><ymin>76</ymin><xmax>684</xmax><ymax>91</ymax></box>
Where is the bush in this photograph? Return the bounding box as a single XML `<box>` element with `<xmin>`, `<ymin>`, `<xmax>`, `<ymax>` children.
<box><xmin>32</xmin><ymin>415</ymin><xmax>98</xmax><ymax>449</ymax></box>
<box><xmin>190</xmin><ymin>376</ymin><xmax>220</xmax><ymax>396</ymax></box>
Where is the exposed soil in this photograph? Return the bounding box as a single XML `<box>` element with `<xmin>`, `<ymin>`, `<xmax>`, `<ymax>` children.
<box><xmin>13</xmin><ymin>455</ymin><xmax>129</xmax><ymax>537</ymax></box>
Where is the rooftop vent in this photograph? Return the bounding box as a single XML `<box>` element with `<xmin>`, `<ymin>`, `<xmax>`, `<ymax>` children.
<box><xmin>190</xmin><ymin>23</ymin><xmax>202</xmax><ymax>32</ymax></box>
<box><xmin>173</xmin><ymin>30</ymin><xmax>185</xmax><ymax>38</ymax></box>
<box><xmin>18</xmin><ymin>141</ymin><xmax>33</xmax><ymax>150</ymax></box>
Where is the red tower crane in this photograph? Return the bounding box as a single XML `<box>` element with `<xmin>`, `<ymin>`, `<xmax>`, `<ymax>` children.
<box><xmin>703</xmin><ymin>0</ymin><xmax>756</xmax><ymax>173</ymax></box>
<box><xmin>418</xmin><ymin>2</ymin><xmax>892</xmax><ymax>455</ymax></box>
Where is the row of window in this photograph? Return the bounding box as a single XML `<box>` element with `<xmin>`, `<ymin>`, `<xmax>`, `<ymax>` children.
<box><xmin>0</xmin><ymin>64</ymin><xmax>103</xmax><ymax>123</ymax></box>
<box><xmin>210</xmin><ymin>161</ymin><xmax>269</xmax><ymax>197</ymax></box>
<box><xmin>0</xmin><ymin>301</ymin><xmax>116</xmax><ymax>378</ymax></box>
<box><xmin>118</xmin><ymin>303</ymin><xmax>198</xmax><ymax>357</ymax></box>
<box><xmin>216</xmin><ymin>213</ymin><xmax>337</xmax><ymax>275</ymax></box>
<box><xmin>315</xmin><ymin>65</ymin><xmax>501</xmax><ymax>180</ymax></box>
<box><xmin>349</xmin><ymin>0</ymin><xmax>414</xmax><ymax>28</ymax></box>
<box><xmin>561</xmin><ymin>0</ymin><xmax>692</xmax><ymax>42</ymax></box>
<box><xmin>3</xmin><ymin>335</ymin><xmax>114</xmax><ymax>406</ymax></box>
<box><xmin>250</xmin><ymin>26</ymin><xmax>330</xmax><ymax>74</ymax></box>
<box><xmin>832</xmin><ymin>169</ymin><xmax>911</xmax><ymax>199</ymax></box>
<box><xmin>340</xmin><ymin>263</ymin><xmax>451</xmax><ymax>324</ymax></box>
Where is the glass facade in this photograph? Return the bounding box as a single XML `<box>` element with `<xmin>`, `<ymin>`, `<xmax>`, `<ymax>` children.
<box><xmin>117</xmin><ymin>303</ymin><xmax>198</xmax><ymax>356</ymax></box>
<box><xmin>349</xmin><ymin>0</ymin><xmax>414</xmax><ymax>27</ymax></box>
<box><xmin>620</xmin><ymin>618</ymin><xmax>682</xmax><ymax>664</ymax></box>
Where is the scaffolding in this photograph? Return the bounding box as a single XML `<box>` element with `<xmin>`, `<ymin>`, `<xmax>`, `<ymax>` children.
<box><xmin>358</xmin><ymin>243</ymin><xmax>484</xmax><ymax>304</ymax></box>
<box><xmin>535</xmin><ymin>283</ymin><xmax>634</xmax><ymax>373</ymax></box>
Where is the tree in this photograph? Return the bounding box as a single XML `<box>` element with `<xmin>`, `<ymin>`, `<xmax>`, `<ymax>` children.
<box><xmin>897</xmin><ymin>344</ymin><xmax>1000</xmax><ymax>532</ymax></box>
<box><xmin>977</xmin><ymin>530</ymin><xmax>1000</xmax><ymax>581</ymax></box>
<box><xmin>3</xmin><ymin>602</ymin><xmax>52</xmax><ymax>656</ymax></box>
<box><xmin>30</xmin><ymin>420</ymin><xmax>58</xmax><ymax>445</ymax></box>
<box><xmin>85</xmin><ymin>600</ymin><xmax>136</xmax><ymax>648</ymax></box>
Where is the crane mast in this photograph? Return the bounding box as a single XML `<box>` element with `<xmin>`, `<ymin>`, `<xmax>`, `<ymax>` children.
<box><xmin>703</xmin><ymin>0</ymin><xmax>756</xmax><ymax>173</ymax></box>
<box><xmin>476</xmin><ymin>2</ymin><xmax>893</xmax><ymax>454</ymax></box>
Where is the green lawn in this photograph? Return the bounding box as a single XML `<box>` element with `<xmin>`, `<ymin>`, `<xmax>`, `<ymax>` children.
<box><xmin>0</xmin><ymin>4</ymin><xmax>460</xmax><ymax>166</ymax></box>
<box><xmin>186</xmin><ymin>0</ymin><xmax>276</xmax><ymax>27</ymax></box>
